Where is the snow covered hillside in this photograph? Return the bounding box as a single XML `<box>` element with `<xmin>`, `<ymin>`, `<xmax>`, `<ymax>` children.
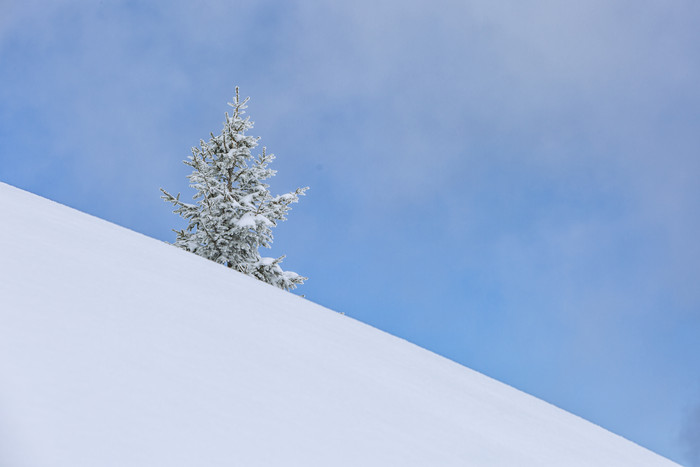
<box><xmin>0</xmin><ymin>182</ymin><xmax>678</xmax><ymax>466</ymax></box>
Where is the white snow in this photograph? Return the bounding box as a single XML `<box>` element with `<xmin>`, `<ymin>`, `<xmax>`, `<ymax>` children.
<box><xmin>0</xmin><ymin>182</ymin><xmax>678</xmax><ymax>466</ymax></box>
<box><xmin>235</xmin><ymin>211</ymin><xmax>258</xmax><ymax>229</ymax></box>
<box><xmin>235</xmin><ymin>212</ymin><xmax>274</xmax><ymax>229</ymax></box>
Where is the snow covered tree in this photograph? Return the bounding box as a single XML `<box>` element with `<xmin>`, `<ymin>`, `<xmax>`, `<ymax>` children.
<box><xmin>161</xmin><ymin>87</ymin><xmax>308</xmax><ymax>291</ymax></box>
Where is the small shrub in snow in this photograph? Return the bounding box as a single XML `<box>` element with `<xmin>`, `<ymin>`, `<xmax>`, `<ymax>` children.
<box><xmin>161</xmin><ymin>87</ymin><xmax>308</xmax><ymax>290</ymax></box>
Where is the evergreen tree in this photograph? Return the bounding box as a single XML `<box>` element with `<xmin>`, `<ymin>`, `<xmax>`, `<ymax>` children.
<box><xmin>161</xmin><ymin>88</ymin><xmax>308</xmax><ymax>290</ymax></box>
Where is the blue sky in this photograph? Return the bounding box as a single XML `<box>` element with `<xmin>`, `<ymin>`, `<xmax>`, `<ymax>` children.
<box><xmin>1</xmin><ymin>0</ymin><xmax>699</xmax><ymax>463</ymax></box>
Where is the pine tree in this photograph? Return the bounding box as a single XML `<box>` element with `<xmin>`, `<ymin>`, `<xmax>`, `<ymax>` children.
<box><xmin>161</xmin><ymin>87</ymin><xmax>308</xmax><ymax>291</ymax></box>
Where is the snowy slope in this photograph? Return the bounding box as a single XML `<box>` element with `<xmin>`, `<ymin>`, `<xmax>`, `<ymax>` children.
<box><xmin>0</xmin><ymin>182</ymin><xmax>678</xmax><ymax>467</ymax></box>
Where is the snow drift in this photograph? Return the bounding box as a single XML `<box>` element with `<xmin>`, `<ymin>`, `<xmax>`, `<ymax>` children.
<box><xmin>0</xmin><ymin>182</ymin><xmax>677</xmax><ymax>466</ymax></box>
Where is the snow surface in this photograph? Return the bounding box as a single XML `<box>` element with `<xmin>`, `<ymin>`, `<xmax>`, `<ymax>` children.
<box><xmin>0</xmin><ymin>182</ymin><xmax>678</xmax><ymax>466</ymax></box>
